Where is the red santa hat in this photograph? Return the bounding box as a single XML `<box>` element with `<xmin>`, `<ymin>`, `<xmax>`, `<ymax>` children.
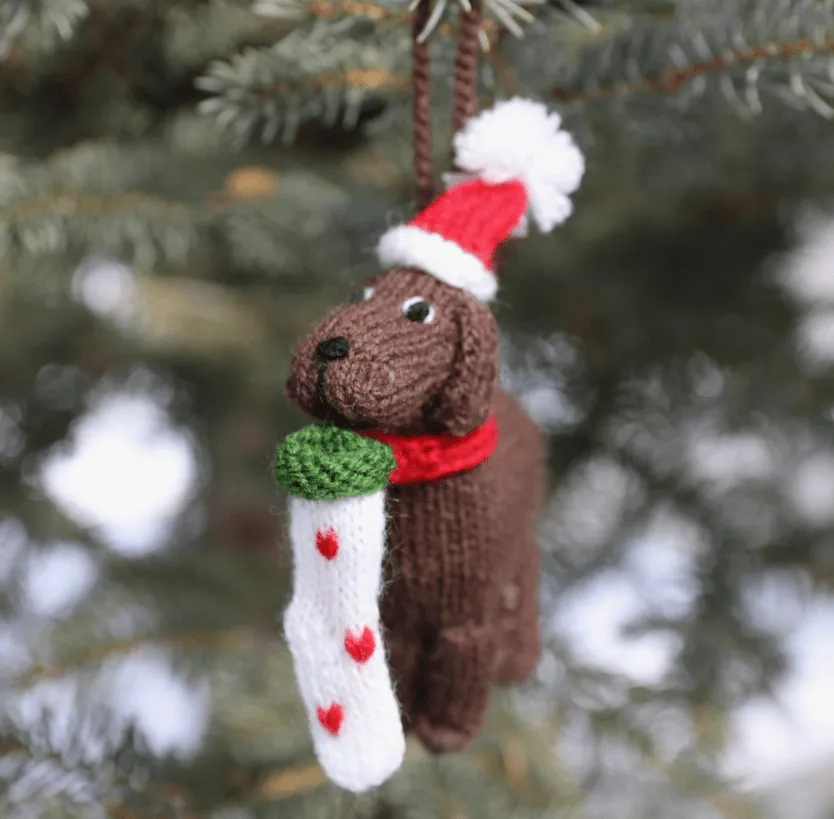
<box><xmin>376</xmin><ymin>97</ymin><xmax>585</xmax><ymax>302</ymax></box>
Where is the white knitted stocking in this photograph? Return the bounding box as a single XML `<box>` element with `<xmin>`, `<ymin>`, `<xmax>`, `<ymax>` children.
<box><xmin>283</xmin><ymin>492</ymin><xmax>406</xmax><ymax>793</ymax></box>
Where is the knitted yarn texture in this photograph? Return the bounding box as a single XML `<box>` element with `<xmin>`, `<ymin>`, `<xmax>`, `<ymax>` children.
<box><xmin>279</xmin><ymin>95</ymin><xmax>583</xmax><ymax>771</ymax></box>
<box><xmin>275</xmin><ymin>419</ymin><xmax>502</xmax><ymax>789</ymax></box>
<box><xmin>359</xmin><ymin>416</ymin><xmax>497</xmax><ymax>484</ymax></box>
<box><xmin>377</xmin><ymin>97</ymin><xmax>585</xmax><ymax>302</ymax></box>
<box><xmin>275</xmin><ymin>425</ymin><xmax>404</xmax><ymax>793</ymax></box>
<box><xmin>275</xmin><ymin>423</ymin><xmax>395</xmax><ymax>500</ymax></box>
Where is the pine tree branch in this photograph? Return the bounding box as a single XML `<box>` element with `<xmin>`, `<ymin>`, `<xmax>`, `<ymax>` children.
<box><xmin>258</xmin><ymin>0</ymin><xmax>532</xmax><ymax>40</ymax></box>
<box><xmin>274</xmin><ymin>0</ymin><xmax>421</xmax><ymax>24</ymax></box>
<box><xmin>96</xmin><ymin>736</ymin><xmax>545</xmax><ymax>815</ymax></box>
<box><xmin>245</xmin><ymin>735</ymin><xmax>556</xmax><ymax>806</ymax></box>
<box><xmin>0</xmin><ymin>709</ymin><xmax>156</xmax><ymax>816</ymax></box>
<box><xmin>164</xmin><ymin>0</ymin><xmax>289</xmax><ymax>74</ymax></box>
<box><xmin>262</xmin><ymin>0</ymin><xmax>510</xmax><ymax>50</ymax></box>
<box><xmin>13</xmin><ymin>627</ymin><xmax>259</xmax><ymax>687</ymax></box>
<box><xmin>0</xmin><ymin>0</ymin><xmax>89</xmax><ymax>59</ymax></box>
<box><xmin>197</xmin><ymin>20</ymin><xmax>417</xmax><ymax>145</ymax></box>
<box><xmin>248</xmin><ymin>67</ymin><xmax>411</xmax><ymax>96</ymax></box>
<box><xmin>198</xmin><ymin>1</ymin><xmax>525</xmax><ymax>146</ymax></box>
<box><xmin>539</xmin><ymin>0</ymin><xmax>834</xmax><ymax>118</ymax></box>
<box><xmin>2</xmin><ymin>192</ymin><xmax>191</xmax><ymax>222</ymax></box>
<box><xmin>0</xmin><ymin>191</ymin><xmax>200</xmax><ymax>271</ymax></box>
<box><xmin>1</xmin><ymin>2</ymin><xmax>158</xmax><ymax>89</ymax></box>
<box><xmin>555</xmin><ymin>35</ymin><xmax>834</xmax><ymax>107</ymax></box>
<box><xmin>254</xmin><ymin>759</ymin><xmax>329</xmax><ymax>801</ymax></box>
<box><xmin>1</xmin><ymin>149</ymin><xmax>395</xmax><ymax>281</ymax></box>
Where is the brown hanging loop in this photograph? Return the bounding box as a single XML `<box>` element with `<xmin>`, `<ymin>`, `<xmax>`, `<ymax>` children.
<box><xmin>412</xmin><ymin>0</ymin><xmax>482</xmax><ymax>205</ymax></box>
<box><xmin>451</xmin><ymin>0</ymin><xmax>483</xmax><ymax>140</ymax></box>
<box><xmin>412</xmin><ymin>0</ymin><xmax>434</xmax><ymax>210</ymax></box>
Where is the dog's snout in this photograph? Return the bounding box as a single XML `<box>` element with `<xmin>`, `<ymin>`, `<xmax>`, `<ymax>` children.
<box><xmin>316</xmin><ymin>337</ymin><xmax>350</xmax><ymax>361</ymax></box>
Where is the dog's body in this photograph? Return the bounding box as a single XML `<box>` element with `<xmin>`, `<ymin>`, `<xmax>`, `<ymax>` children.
<box><xmin>382</xmin><ymin>390</ymin><xmax>543</xmax><ymax>750</ymax></box>
<box><xmin>287</xmin><ymin>267</ymin><xmax>544</xmax><ymax>752</ymax></box>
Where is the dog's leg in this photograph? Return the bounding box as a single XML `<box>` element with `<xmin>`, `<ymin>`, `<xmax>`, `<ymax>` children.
<box><xmin>413</xmin><ymin>622</ymin><xmax>496</xmax><ymax>753</ymax></box>
<box><xmin>489</xmin><ymin>394</ymin><xmax>545</xmax><ymax>685</ymax></box>
<box><xmin>490</xmin><ymin>540</ymin><xmax>541</xmax><ymax>684</ymax></box>
<box><xmin>410</xmin><ymin>474</ymin><xmax>501</xmax><ymax>754</ymax></box>
<box><xmin>386</xmin><ymin>469</ymin><xmax>501</xmax><ymax>754</ymax></box>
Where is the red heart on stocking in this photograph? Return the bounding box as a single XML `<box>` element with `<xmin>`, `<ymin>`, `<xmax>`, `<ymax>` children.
<box><xmin>315</xmin><ymin>528</ymin><xmax>339</xmax><ymax>561</ymax></box>
<box><xmin>316</xmin><ymin>703</ymin><xmax>344</xmax><ymax>736</ymax></box>
<box><xmin>344</xmin><ymin>626</ymin><xmax>376</xmax><ymax>664</ymax></box>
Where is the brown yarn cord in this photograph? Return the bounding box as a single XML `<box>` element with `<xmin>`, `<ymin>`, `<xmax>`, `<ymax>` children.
<box><xmin>452</xmin><ymin>0</ymin><xmax>483</xmax><ymax>139</ymax></box>
<box><xmin>412</xmin><ymin>0</ymin><xmax>434</xmax><ymax>210</ymax></box>
<box><xmin>411</xmin><ymin>0</ymin><xmax>482</xmax><ymax>206</ymax></box>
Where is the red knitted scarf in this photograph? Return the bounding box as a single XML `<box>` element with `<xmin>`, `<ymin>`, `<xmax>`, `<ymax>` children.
<box><xmin>358</xmin><ymin>417</ymin><xmax>498</xmax><ymax>485</ymax></box>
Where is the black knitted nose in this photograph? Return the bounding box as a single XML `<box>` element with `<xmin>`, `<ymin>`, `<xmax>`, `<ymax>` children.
<box><xmin>317</xmin><ymin>337</ymin><xmax>350</xmax><ymax>361</ymax></box>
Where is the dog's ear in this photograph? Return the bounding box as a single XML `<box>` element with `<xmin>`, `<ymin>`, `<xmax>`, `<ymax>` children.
<box><xmin>430</xmin><ymin>297</ymin><xmax>499</xmax><ymax>436</ymax></box>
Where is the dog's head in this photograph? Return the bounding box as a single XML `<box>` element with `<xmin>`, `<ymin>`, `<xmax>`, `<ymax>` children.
<box><xmin>286</xmin><ymin>267</ymin><xmax>499</xmax><ymax>435</ymax></box>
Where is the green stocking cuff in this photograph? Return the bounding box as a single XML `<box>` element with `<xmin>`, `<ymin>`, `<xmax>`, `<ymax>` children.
<box><xmin>274</xmin><ymin>424</ymin><xmax>396</xmax><ymax>501</ymax></box>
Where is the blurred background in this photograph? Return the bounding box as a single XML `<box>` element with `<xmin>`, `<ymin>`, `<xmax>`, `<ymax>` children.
<box><xmin>3</xmin><ymin>0</ymin><xmax>834</xmax><ymax>816</ymax></box>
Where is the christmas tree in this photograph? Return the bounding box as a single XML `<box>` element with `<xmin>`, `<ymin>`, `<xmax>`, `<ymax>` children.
<box><xmin>3</xmin><ymin>0</ymin><xmax>834</xmax><ymax>816</ymax></box>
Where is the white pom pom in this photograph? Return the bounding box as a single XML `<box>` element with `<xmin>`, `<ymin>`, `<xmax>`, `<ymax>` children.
<box><xmin>452</xmin><ymin>97</ymin><xmax>585</xmax><ymax>233</ymax></box>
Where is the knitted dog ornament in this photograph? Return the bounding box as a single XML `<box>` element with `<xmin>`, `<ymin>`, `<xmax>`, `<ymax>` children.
<box><xmin>276</xmin><ymin>98</ymin><xmax>584</xmax><ymax>793</ymax></box>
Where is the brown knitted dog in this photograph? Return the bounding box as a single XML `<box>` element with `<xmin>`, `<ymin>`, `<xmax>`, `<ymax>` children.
<box><xmin>286</xmin><ymin>265</ymin><xmax>545</xmax><ymax>753</ymax></box>
<box><xmin>281</xmin><ymin>100</ymin><xmax>583</xmax><ymax>771</ymax></box>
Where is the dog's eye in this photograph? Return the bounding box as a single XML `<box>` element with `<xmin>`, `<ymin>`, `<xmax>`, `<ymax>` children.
<box><xmin>349</xmin><ymin>287</ymin><xmax>374</xmax><ymax>304</ymax></box>
<box><xmin>401</xmin><ymin>297</ymin><xmax>435</xmax><ymax>324</ymax></box>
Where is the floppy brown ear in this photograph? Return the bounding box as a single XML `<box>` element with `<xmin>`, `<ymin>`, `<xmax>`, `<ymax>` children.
<box><xmin>431</xmin><ymin>297</ymin><xmax>499</xmax><ymax>436</ymax></box>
